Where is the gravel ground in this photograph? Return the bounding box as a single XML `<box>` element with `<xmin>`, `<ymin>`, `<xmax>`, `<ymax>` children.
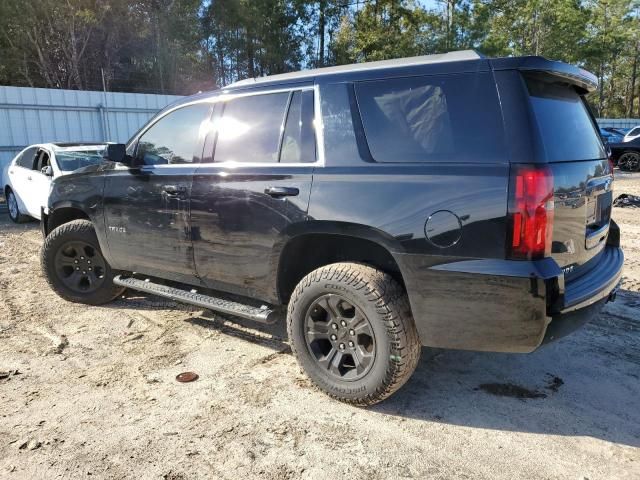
<box><xmin>0</xmin><ymin>173</ymin><xmax>639</xmax><ymax>479</ymax></box>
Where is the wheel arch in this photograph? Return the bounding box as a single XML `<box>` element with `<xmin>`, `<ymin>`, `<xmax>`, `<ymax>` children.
<box><xmin>45</xmin><ymin>204</ymin><xmax>92</xmax><ymax>237</ymax></box>
<box><xmin>274</xmin><ymin>221</ymin><xmax>407</xmax><ymax>304</ymax></box>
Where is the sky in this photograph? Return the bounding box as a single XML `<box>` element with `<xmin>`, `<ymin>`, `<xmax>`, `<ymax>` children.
<box><xmin>418</xmin><ymin>0</ymin><xmax>440</xmax><ymax>9</ymax></box>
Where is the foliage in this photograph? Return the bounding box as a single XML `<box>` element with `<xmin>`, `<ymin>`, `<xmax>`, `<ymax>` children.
<box><xmin>0</xmin><ymin>0</ymin><xmax>638</xmax><ymax>117</ymax></box>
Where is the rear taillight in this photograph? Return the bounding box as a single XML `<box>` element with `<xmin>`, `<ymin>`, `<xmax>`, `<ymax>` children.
<box><xmin>507</xmin><ymin>164</ymin><xmax>554</xmax><ymax>260</ymax></box>
<box><xmin>606</xmin><ymin>144</ymin><xmax>615</xmax><ymax>175</ymax></box>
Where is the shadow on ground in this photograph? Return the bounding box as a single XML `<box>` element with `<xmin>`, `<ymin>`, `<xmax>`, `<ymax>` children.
<box><xmin>373</xmin><ymin>289</ymin><xmax>640</xmax><ymax>448</ymax></box>
<box><xmin>112</xmin><ymin>286</ymin><xmax>640</xmax><ymax>448</ymax></box>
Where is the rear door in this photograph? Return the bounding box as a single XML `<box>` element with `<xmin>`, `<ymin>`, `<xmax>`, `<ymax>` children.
<box><xmin>190</xmin><ymin>87</ymin><xmax>316</xmax><ymax>302</ymax></box>
<box><xmin>522</xmin><ymin>74</ymin><xmax>612</xmax><ymax>281</ymax></box>
<box><xmin>103</xmin><ymin>102</ymin><xmax>213</xmax><ymax>282</ymax></box>
<box><xmin>7</xmin><ymin>147</ymin><xmax>38</xmax><ymax>213</ymax></box>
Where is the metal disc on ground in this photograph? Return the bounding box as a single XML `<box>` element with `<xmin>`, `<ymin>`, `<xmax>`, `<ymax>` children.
<box><xmin>176</xmin><ymin>372</ymin><xmax>199</xmax><ymax>383</ymax></box>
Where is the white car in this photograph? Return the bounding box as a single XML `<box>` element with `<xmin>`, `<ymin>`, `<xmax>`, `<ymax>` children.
<box><xmin>4</xmin><ymin>143</ymin><xmax>106</xmax><ymax>223</ymax></box>
<box><xmin>623</xmin><ymin>126</ymin><xmax>640</xmax><ymax>142</ymax></box>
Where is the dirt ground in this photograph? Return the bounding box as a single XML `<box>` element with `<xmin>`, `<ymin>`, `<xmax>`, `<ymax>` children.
<box><xmin>0</xmin><ymin>174</ymin><xmax>639</xmax><ymax>480</ymax></box>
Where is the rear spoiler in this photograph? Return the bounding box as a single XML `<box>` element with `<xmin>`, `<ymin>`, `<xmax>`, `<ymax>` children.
<box><xmin>490</xmin><ymin>56</ymin><xmax>598</xmax><ymax>94</ymax></box>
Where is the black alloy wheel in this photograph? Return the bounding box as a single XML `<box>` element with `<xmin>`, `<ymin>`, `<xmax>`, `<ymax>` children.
<box><xmin>53</xmin><ymin>240</ymin><xmax>107</xmax><ymax>294</ymax></box>
<box><xmin>287</xmin><ymin>262</ymin><xmax>421</xmax><ymax>405</ymax></box>
<box><xmin>304</xmin><ymin>294</ymin><xmax>376</xmax><ymax>380</ymax></box>
<box><xmin>42</xmin><ymin>219</ymin><xmax>124</xmax><ymax>305</ymax></box>
<box><xmin>619</xmin><ymin>152</ymin><xmax>640</xmax><ymax>171</ymax></box>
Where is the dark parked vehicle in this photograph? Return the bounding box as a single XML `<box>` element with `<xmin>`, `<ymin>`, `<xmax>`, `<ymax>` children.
<box><xmin>41</xmin><ymin>51</ymin><xmax>623</xmax><ymax>405</ymax></box>
<box><xmin>599</xmin><ymin>128</ymin><xmax>623</xmax><ymax>144</ymax></box>
<box><xmin>609</xmin><ymin>136</ymin><xmax>640</xmax><ymax>171</ymax></box>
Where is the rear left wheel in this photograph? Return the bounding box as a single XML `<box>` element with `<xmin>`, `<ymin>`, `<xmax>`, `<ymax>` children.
<box><xmin>6</xmin><ymin>189</ymin><xmax>31</xmax><ymax>223</ymax></box>
<box><xmin>41</xmin><ymin>219</ymin><xmax>124</xmax><ymax>305</ymax></box>
<box><xmin>287</xmin><ymin>262</ymin><xmax>421</xmax><ymax>406</ymax></box>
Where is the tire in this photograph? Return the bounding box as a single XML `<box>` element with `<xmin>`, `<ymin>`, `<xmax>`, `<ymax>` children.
<box><xmin>618</xmin><ymin>151</ymin><xmax>640</xmax><ymax>172</ymax></box>
<box><xmin>287</xmin><ymin>262</ymin><xmax>421</xmax><ymax>406</ymax></box>
<box><xmin>6</xmin><ymin>188</ymin><xmax>31</xmax><ymax>223</ymax></box>
<box><xmin>41</xmin><ymin>219</ymin><xmax>124</xmax><ymax>305</ymax></box>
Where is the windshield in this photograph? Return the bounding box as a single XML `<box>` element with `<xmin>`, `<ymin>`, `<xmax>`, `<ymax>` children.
<box><xmin>55</xmin><ymin>149</ymin><xmax>105</xmax><ymax>171</ymax></box>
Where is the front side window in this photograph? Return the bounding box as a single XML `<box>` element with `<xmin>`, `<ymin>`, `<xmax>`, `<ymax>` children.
<box><xmin>355</xmin><ymin>73</ymin><xmax>505</xmax><ymax>163</ymax></box>
<box><xmin>213</xmin><ymin>92</ymin><xmax>289</xmax><ymax>163</ymax></box>
<box><xmin>35</xmin><ymin>150</ymin><xmax>51</xmax><ymax>171</ymax></box>
<box><xmin>136</xmin><ymin>103</ymin><xmax>212</xmax><ymax>165</ymax></box>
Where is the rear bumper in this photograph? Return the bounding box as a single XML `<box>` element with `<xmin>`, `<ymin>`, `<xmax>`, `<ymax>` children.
<box><xmin>395</xmin><ymin>243</ymin><xmax>623</xmax><ymax>353</ymax></box>
<box><xmin>560</xmin><ymin>243</ymin><xmax>623</xmax><ymax>313</ymax></box>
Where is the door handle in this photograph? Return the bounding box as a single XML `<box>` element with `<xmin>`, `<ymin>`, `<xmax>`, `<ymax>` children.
<box><xmin>27</xmin><ymin>176</ymin><xmax>32</xmax><ymax>181</ymax></box>
<box><xmin>265</xmin><ymin>186</ymin><xmax>299</xmax><ymax>198</ymax></box>
<box><xmin>163</xmin><ymin>185</ymin><xmax>187</xmax><ymax>197</ymax></box>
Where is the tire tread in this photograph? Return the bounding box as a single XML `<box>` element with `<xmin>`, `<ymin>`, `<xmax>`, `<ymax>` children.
<box><xmin>41</xmin><ymin>219</ymin><xmax>124</xmax><ymax>305</ymax></box>
<box><xmin>287</xmin><ymin>262</ymin><xmax>420</xmax><ymax>406</ymax></box>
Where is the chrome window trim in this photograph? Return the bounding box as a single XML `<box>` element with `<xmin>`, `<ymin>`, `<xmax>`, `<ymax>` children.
<box><xmin>195</xmin><ymin>84</ymin><xmax>324</xmax><ymax>168</ymax></box>
<box><xmin>126</xmin><ymin>85</ymin><xmax>324</xmax><ymax>169</ymax></box>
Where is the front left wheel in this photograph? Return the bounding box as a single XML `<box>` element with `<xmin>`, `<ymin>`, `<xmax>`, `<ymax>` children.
<box><xmin>41</xmin><ymin>219</ymin><xmax>124</xmax><ymax>305</ymax></box>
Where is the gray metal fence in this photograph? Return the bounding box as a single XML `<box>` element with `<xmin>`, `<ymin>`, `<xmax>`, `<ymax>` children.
<box><xmin>597</xmin><ymin>118</ymin><xmax>639</xmax><ymax>130</ymax></box>
<box><xmin>1</xmin><ymin>84</ymin><xmax>638</xmax><ymax>188</ymax></box>
<box><xmin>1</xmin><ymin>85</ymin><xmax>183</xmax><ymax>185</ymax></box>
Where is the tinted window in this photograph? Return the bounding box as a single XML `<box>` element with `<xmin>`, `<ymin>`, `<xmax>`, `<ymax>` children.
<box><xmin>627</xmin><ymin>127</ymin><xmax>640</xmax><ymax>136</ymax></box>
<box><xmin>136</xmin><ymin>103</ymin><xmax>211</xmax><ymax>165</ymax></box>
<box><xmin>525</xmin><ymin>76</ymin><xmax>605</xmax><ymax>161</ymax></box>
<box><xmin>16</xmin><ymin>147</ymin><xmax>37</xmax><ymax>168</ymax></box>
<box><xmin>280</xmin><ymin>91</ymin><xmax>316</xmax><ymax>163</ymax></box>
<box><xmin>320</xmin><ymin>84</ymin><xmax>363</xmax><ymax>163</ymax></box>
<box><xmin>56</xmin><ymin>149</ymin><xmax>104</xmax><ymax>171</ymax></box>
<box><xmin>355</xmin><ymin>73</ymin><xmax>505</xmax><ymax>163</ymax></box>
<box><xmin>214</xmin><ymin>92</ymin><xmax>289</xmax><ymax>163</ymax></box>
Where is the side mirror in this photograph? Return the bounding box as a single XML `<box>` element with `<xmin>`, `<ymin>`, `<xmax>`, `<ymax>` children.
<box><xmin>41</xmin><ymin>165</ymin><xmax>53</xmax><ymax>176</ymax></box>
<box><xmin>103</xmin><ymin>143</ymin><xmax>129</xmax><ymax>164</ymax></box>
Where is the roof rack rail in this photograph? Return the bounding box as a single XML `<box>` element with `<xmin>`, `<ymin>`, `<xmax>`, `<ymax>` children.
<box><xmin>227</xmin><ymin>50</ymin><xmax>485</xmax><ymax>88</ymax></box>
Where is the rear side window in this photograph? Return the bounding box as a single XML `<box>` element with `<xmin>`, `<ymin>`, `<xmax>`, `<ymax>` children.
<box><xmin>214</xmin><ymin>92</ymin><xmax>289</xmax><ymax>163</ymax></box>
<box><xmin>280</xmin><ymin>91</ymin><xmax>316</xmax><ymax>163</ymax></box>
<box><xmin>525</xmin><ymin>76</ymin><xmax>605</xmax><ymax>161</ymax></box>
<box><xmin>15</xmin><ymin>147</ymin><xmax>37</xmax><ymax>168</ymax></box>
<box><xmin>355</xmin><ymin>73</ymin><xmax>505</xmax><ymax>163</ymax></box>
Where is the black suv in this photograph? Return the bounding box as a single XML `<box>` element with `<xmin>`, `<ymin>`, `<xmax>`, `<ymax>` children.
<box><xmin>41</xmin><ymin>51</ymin><xmax>623</xmax><ymax>405</ymax></box>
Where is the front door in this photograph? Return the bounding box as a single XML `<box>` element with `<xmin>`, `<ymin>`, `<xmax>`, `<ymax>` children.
<box><xmin>191</xmin><ymin>88</ymin><xmax>317</xmax><ymax>302</ymax></box>
<box><xmin>103</xmin><ymin>102</ymin><xmax>213</xmax><ymax>283</ymax></box>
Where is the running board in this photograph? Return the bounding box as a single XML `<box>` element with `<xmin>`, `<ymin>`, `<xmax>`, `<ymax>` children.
<box><xmin>113</xmin><ymin>275</ymin><xmax>279</xmax><ymax>324</ymax></box>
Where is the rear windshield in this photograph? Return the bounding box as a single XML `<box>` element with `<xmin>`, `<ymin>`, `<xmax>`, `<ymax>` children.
<box><xmin>525</xmin><ymin>76</ymin><xmax>605</xmax><ymax>162</ymax></box>
<box><xmin>354</xmin><ymin>72</ymin><xmax>506</xmax><ymax>163</ymax></box>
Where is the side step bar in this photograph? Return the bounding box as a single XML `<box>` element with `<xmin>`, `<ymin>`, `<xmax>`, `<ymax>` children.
<box><xmin>113</xmin><ymin>275</ymin><xmax>279</xmax><ymax>324</ymax></box>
